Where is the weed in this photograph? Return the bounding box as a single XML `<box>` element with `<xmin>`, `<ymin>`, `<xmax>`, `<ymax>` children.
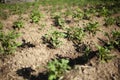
<box><xmin>47</xmin><ymin>59</ymin><xmax>71</xmax><ymax>80</ymax></box>
<box><xmin>30</xmin><ymin>10</ymin><xmax>43</xmax><ymax>23</ymax></box>
<box><xmin>104</xmin><ymin>17</ymin><xmax>115</xmax><ymax>26</ymax></box>
<box><xmin>44</xmin><ymin>31</ymin><xmax>66</xmax><ymax>48</ymax></box>
<box><xmin>96</xmin><ymin>44</ymin><xmax>114</xmax><ymax>62</ymax></box>
<box><xmin>13</xmin><ymin>20</ymin><xmax>24</xmax><ymax>30</ymax></box>
<box><xmin>85</xmin><ymin>22</ymin><xmax>99</xmax><ymax>35</ymax></box>
<box><xmin>66</xmin><ymin>27</ymin><xmax>85</xmax><ymax>44</ymax></box>
<box><xmin>0</xmin><ymin>31</ymin><xmax>21</xmax><ymax>55</ymax></box>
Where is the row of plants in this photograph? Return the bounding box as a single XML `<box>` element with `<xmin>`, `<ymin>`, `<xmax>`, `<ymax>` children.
<box><xmin>46</xmin><ymin>30</ymin><xmax>120</xmax><ymax>80</ymax></box>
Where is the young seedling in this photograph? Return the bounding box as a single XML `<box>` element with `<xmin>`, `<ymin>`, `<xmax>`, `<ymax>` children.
<box><xmin>66</xmin><ymin>27</ymin><xmax>85</xmax><ymax>44</ymax></box>
<box><xmin>13</xmin><ymin>20</ymin><xmax>24</xmax><ymax>30</ymax></box>
<box><xmin>83</xmin><ymin>46</ymin><xmax>92</xmax><ymax>61</ymax></box>
<box><xmin>104</xmin><ymin>17</ymin><xmax>115</xmax><ymax>26</ymax></box>
<box><xmin>44</xmin><ymin>30</ymin><xmax>66</xmax><ymax>48</ymax></box>
<box><xmin>30</xmin><ymin>10</ymin><xmax>43</xmax><ymax>23</ymax></box>
<box><xmin>96</xmin><ymin>44</ymin><xmax>114</xmax><ymax>62</ymax></box>
<box><xmin>0</xmin><ymin>31</ymin><xmax>21</xmax><ymax>55</ymax></box>
<box><xmin>85</xmin><ymin>22</ymin><xmax>99</xmax><ymax>35</ymax></box>
<box><xmin>47</xmin><ymin>59</ymin><xmax>71</xmax><ymax>80</ymax></box>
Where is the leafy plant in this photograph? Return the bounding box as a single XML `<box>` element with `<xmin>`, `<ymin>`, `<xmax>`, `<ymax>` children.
<box><xmin>30</xmin><ymin>10</ymin><xmax>43</xmax><ymax>23</ymax></box>
<box><xmin>0</xmin><ymin>31</ymin><xmax>21</xmax><ymax>55</ymax></box>
<box><xmin>0</xmin><ymin>21</ymin><xmax>3</xmax><ymax>30</ymax></box>
<box><xmin>47</xmin><ymin>59</ymin><xmax>71</xmax><ymax>80</ymax></box>
<box><xmin>96</xmin><ymin>44</ymin><xmax>114</xmax><ymax>62</ymax></box>
<box><xmin>44</xmin><ymin>31</ymin><xmax>66</xmax><ymax>48</ymax></box>
<box><xmin>83</xmin><ymin>8</ymin><xmax>95</xmax><ymax>20</ymax></box>
<box><xmin>85</xmin><ymin>22</ymin><xmax>99</xmax><ymax>35</ymax></box>
<box><xmin>104</xmin><ymin>17</ymin><xmax>115</xmax><ymax>26</ymax></box>
<box><xmin>66</xmin><ymin>27</ymin><xmax>85</xmax><ymax>44</ymax></box>
<box><xmin>72</xmin><ymin>8</ymin><xmax>84</xmax><ymax>20</ymax></box>
<box><xmin>115</xmin><ymin>16</ymin><xmax>120</xmax><ymax>27</ymax></box>
<box><xmin>98</xmin><ymin>7</ymin><xmax>111</xmax><ymax>17</ymax></box>
<box><xmin>54</xmin><ymin>14</ymin><xmax>65</xmax><ymax>29</ymax></box>
<box><xmin>13</xmin><ymin>20</ymin><xmax>24</xmax><ymax>30</ymax></box>
<box><xmin>105</xmin><ymin>30</ymin><xmax>120</xmax><ymax>50</ymax></box>
<box><xmin>84</xmin><ymin>46</ymin><xmax>91</xmax><ymax>57</ymax></box>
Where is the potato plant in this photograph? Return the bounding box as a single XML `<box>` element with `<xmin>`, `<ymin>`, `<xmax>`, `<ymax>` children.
<box><xmin>66</xmin><ymin>27</ymin><xmax>85</xmax><ymax>44</ymax></box>
<box><xmin>54</xmin><ymin>14</ymin><xmax>65</xmax><ymax>29</ymax></box>
<box><xmin>13</xmin><ymin>20</ymin><xmax>24</xmax><ymax>30</ymax></box>
<box><xmin>43</xmin><ymin>31</ymin><xmax>66</xmax><ymax>48</ymax></box>
<box><xmin>104</xmin><ymin>17</ymin><xmax>115</xmax><ymax>26</ymax></box>
<box><xmin>98</xmin><ymin>7</ymin><xmax>111</xmax><ymax>17</ymax></box>
<box><xmin>115</xmin><ymin>16</ymin><xmax>120</xmax><ymax>27</ymax></box>
<box><xmin>85</xmin><ymin>22</ymin><xmax>99</xmax><ymax>35</ymax></box>
<box><xmin>30</xmin><ymin>10</ymin><xmax>43</xmax><ymax>23</ymax></box>
<box><xmin>96</xmin><ymin>44</ymin><xmax>114</xmax><ymax>62</ymax></box>
<box><xmin>47</xmin><ymin>59</ymin><xmax>71</xmax><ymax>80</ymax></box>
<box><xmin>83</xmin><ymin>46</ymin><xmax>92</xmax><ymax>61</ymax></box>
<box><xmin>72</xmin><ymin>8</ymin><xmax>84</xmax><ymax>21</ymax></box>
<box><xmin>0</xmin><ymin>31</ymin><xmax>21</xmax><ymax>55</ymax></box>
<box><xmin>83</xmin><ymin>8</ymin><xmax>95</xmax><ymax>20</ymax></box>
<box><xmin>105</xmin><ymin>30</ymin><xmax>120</xmax><ymax>50</ymax></box>
<box><xmin>0</xmin><ymin>22</ymin><xmax>3</xmax><ymax>30</ymax></box>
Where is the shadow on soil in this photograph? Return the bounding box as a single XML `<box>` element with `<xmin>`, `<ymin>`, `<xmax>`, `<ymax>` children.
<box><xmin>16</xmin><ymin>50</ymin><xmax>97</xmax><ymax>80</ymax></box>
<box><xmin>19</xmin><ymin>39</ymin><xmax>35</xmax><ymax>48</ymax></box>
<box><xmin>56</xmin><ymin>51</ymin><xmax>97</xmax><ymax>67</ymax></box>
<box><xmin>16</xmin><ymin>67</ymin><xmax>48</xmax><ymax>80</ymax></box>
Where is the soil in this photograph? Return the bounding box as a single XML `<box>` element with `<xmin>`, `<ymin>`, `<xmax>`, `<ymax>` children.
<box><xmin>0</xmin><ymin>5</ymin><xmax>120</xmax><ymax>80</ymax></box>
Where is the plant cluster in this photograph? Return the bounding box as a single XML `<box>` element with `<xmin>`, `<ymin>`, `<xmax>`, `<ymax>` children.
<box><xmin>85</xmin><ymin>22</ymin><xmax>99</xmax><ymax>35</ymax></box>
<box><xmin>66</xmin><ymin>27</ymin><xmax>85</xmax><ymax>44</ymax></box>
<box><xmin>30</xmin><ymin>10</ymin><xmax>43</xmax><ymax>23</ymax></box>
<box><xmin>47</xmin><ymin>59</ymin><xmax>71</xmax><ymax>80</ymax></box>
<box><xmin>0</xmin><ymin>31</ymin><xmax>21</xmax><ymax>55</ymax></box>
<box><xmin>44</xmin><ymin>31</ymin><xmax>66</xmax><ymax>48</ymax></box>
<box><xmin>13</xmin><ymin>20</ymin><xmax>24</xmax><ymax>30</ymax></box>
<box><xmin>104</xmin><ymin>17</ymin><xmax>115</xmax><ymax>26</ymax></box>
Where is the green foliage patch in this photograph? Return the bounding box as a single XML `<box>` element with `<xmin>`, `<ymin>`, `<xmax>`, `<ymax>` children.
<box><xmin>0</xmin><ymin>31</ymin><xmax>21</xmax><ymax>55</ymax></box>
<box><xmin>47</xmin><ymin>59</ymin><xmax>71</xmax><ymax>80</ymax></box>
<box><xmin>13</xmin><ymin>20</ymin><xmax>24</xmax><ymax>30</ymax></box>
<box><xmin>66</xmin><ymin>27</ymin><xmax>85</xmax><ymax>44</ymax></box>
<box><xmin>96</xmin><ymin>44</ymin><xmax>115</xmax><ymax>62</ymax></box>
<box><xmin>43</xmin><ymin>30</ymin><xmax>66</xmax><ymax>48</ymax></box>
<box><xmin>30</xmin><ymin>10</ymin><xmax>43</xmax><ymax>23</ymax></box>
<box><xmin>85</xmin><ymin>22</ymin><xmax>99</xmax><ymax>35</ymax></box>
